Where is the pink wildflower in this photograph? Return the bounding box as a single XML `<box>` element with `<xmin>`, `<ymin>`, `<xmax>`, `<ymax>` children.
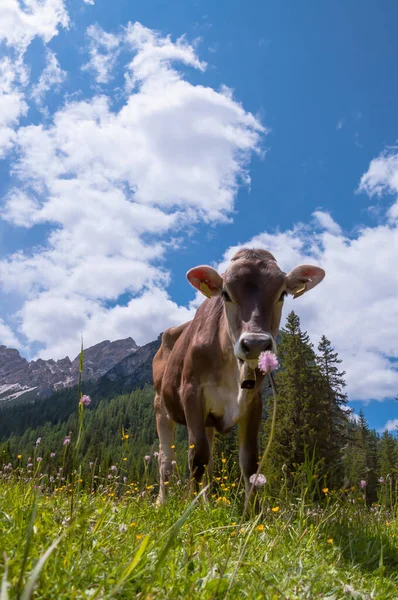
<box><xmin>50</xmin><ymin>452</ymin><xmax>56</xmax><ymax>458</ymax></box>
<box><xmin>249</xmin><ymin>473</ymin><xmax>267</xmax><ymax>487</ymax></box>
<box><xmin>80</xmin><ymin>394</ymin><xmax>91</xmax><ymax>407</ymax></box>
<box><xmin>36</xmin><ymin>437</ymin><xmax>41</xmax><ymax>446</ymax></box>
<box><xmin>110</xmin><ymin>465</ymin><xmax>117</xmax><ymax>472</ymax></box>
<box><xmin>360</xmin><ymin>479</ymin><xmax>366</xmax><ymax>488</ymax></box>
<box><xmin>89</xmin><ymin>462</ymin><xmax>94</xmax><ymax>469</ymax></box>
<box><xmin>379</xmin><ymin>477</ymin><xmax>384</xmax><ymax>484</ymax></box>
<box><xmin>258</xmin><ymin>351</ymin><xmax>279</xmax><ymax>374</ymax></box>
<box><xmin>63</xmin><ymin>436</ymin><xmax>71</xmax><ymax>446</ymax></box>
<box><xmin>144</xmin><ymin>455</ymin><xmax>151</xmax><ymax>463</ymax></box>
<box><xmin>37</xmin><ymin>457</ymin><xmax>42</xmax><ymax>463</ymax></box>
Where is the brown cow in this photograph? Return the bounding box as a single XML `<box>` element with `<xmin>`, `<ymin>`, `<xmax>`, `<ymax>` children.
<box><xmin>153</xmin><ymin>248</ymin><xmax>325</xmax><ymax>504</ymax></box>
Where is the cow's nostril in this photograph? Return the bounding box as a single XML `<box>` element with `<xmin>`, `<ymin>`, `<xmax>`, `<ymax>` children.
<box><xmin>262</xmin><ymin>337</ymin><xmax>273</xmax><ymax>351</ymax></box>
<box><xmin>240</xmin><ymin>340</ymin><xmax>250</xmax><ymax>355</ymax></box>
<box><xmin>238</xmin><ymin>334</ymin><xmax>273</xmax><ymax>360</ymax></box>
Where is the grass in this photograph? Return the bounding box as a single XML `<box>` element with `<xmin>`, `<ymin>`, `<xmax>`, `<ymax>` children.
<box><xmin>1</xmin><ymin>472</ymin><xmax>398</xmax><ymax>599</ymax></box>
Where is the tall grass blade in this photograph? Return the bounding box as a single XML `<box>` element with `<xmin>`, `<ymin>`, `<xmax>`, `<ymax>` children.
<box><xmin>20</xmin><ymin>534</ymin><xmax>64</xmax><ymax>600</ymax></box>
<box><xmin>108</xmin><ymin>534</ymin><xmax>150</xmax><ymax>597</ymax></box>
<box><xmin>1</xmin><ymin>554</ymin><xmax>8</xmax><ymax>600</ymax></box>
<box><xmin>16</xmin><ymin>494</ymin><xmax>39</xmax><ymax>598</ymax></box>
<box><xmin>154</xmin><ymin>484</ymin><xmax>209</xmax><ymax>576</ymax></box>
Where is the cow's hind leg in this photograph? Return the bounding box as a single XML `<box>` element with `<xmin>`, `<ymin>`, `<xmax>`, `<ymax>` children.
<box><xmin>155</xmin><ymin>394</ymin><xmax>175</xmax><ymax>506</ymax></box>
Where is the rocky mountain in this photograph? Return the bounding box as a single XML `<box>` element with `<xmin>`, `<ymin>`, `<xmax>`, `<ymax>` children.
<box><xmin>0</xmin><ymin>337</ymin><xmax>138</xmax><ymax>405</ymax></box>
<box><xmin>96</xmin><ymin>336</ymin><xmax>162</xmax><ymax>397</ymax></box>
<box><xmin>0</xmin><ymin>336</ymin><xmax>161</xmax><ymax>441</ymax></box>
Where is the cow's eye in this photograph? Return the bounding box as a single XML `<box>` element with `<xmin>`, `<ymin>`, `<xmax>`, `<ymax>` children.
<box><xmin>279</xmin><ymin>291</ymin><xmax>287</xmax><ymax>302</ymax></box>
<box><xmin>222</xmin><ymin>290</ymin><xmax>232</xmax><ymax>302</ymax></box>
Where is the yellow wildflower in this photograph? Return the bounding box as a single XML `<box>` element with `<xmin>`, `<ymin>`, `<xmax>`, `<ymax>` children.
<box><xmin>17</xmin><ymin>454</ymin><xmax>22</xmax><ymax>459</ymax></box>
<box><xmin>322</xmin><ymin>487</ymin><xmax>329</xmax><ymax>494</ymax></box>
<box><xmin>327</xmin><ymin>538</ymin><xmax>333</xmax><ymax>544</ymax></box>
<box><xmin>189</xmin><ymin>444</ymin><xmax>195</xmax><ymax>449</ymax></box>
<box><xmin>221</xmin><ymin>458</ymin><xmax>226</xmax><ymax>464</ymax></box>
<box><xmin>257</xmin><ymin>524</ymin><xmax>265</xmax><ymax>531</ymax></box>
<box><xmin>271</xmin><ymin>506</ymin><xmax>280</xmax><ymax>513</ymax></box>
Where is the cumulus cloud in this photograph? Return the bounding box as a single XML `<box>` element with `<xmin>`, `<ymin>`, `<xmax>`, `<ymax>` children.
<box><xmin>0</xmin><ymin>0</ymin><xmax>69</xmax><ymax>51</ymax></box>
<box><xmin>219</xmin><ymin>209</ymin><xmax>398</xmax><ymax>402</ymax></box>
<box><xmin>31</xmin><ymin>50</ymin><xmax>66</xmax><ymax>105</ymax></box>
<box><xmin>313</xmin><ymin>211</ymin><xmax>342</xmax><ymax>235</ymax></box>
<box><xmin>82</xmin><ymin>24</ymin><xmax>121</xmax><ymax>84</ymax></box>
<box><xmin>0</xmin><ymin>0</ymin><xmax>68</xmax><ymax>156</ymax></box>
<box><xmin>0</xmin><ymin>23</ymin><xmax>264</xmax><ymax>359</ymax></box>
<box><xmin>0</xmin><ymin>57</ymin><xmax>28</xmax><ymax>156</ymax></box>
<box><xmin>0</xmin><ymin>318</ymin><xmax>24</xmax><ymax>350</ymax></box>
<box><xmin>382</xmin><ymin>418</ymin><xmax>398</xmax><ymax>433</ymax></box>
<box><xmin>358</xmin><ymin>147</ymin><xmax>398</xmax><ymax>222</ymax></box>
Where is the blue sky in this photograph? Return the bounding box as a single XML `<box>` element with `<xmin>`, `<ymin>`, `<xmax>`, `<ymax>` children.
<box><xmin>0</xmin><ymin>0</ymin><xmax>397</xmax><ymax>432</ymax></box>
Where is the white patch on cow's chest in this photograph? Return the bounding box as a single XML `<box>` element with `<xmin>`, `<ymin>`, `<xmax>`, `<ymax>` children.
<box><xmin>202</xmin><ymin>372</ymin><xmax>251</xmax><ymax>430</ymax></box>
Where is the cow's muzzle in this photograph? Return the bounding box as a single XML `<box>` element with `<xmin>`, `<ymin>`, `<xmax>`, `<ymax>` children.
<box><xmin>235</xmin><ymin>333</ymin><xmax>274</xmax><ymax>362</ymax></box>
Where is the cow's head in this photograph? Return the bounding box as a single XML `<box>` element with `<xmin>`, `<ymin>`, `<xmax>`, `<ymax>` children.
<box><xmin>187</xmin><ymin>248</ymin><xmax>325</xmax><ymax>367</ymax></box>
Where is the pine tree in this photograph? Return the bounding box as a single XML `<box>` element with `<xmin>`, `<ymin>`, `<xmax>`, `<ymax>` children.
<box><xmin>265</xmin><ymin>311</ymin><xmax>329</xmax><ymax>483</ymax></box>
<box><xmin>378</xmin><ymin>430</ymin><xmax>398</xmax><ymax>507</ymax></box>
<box><xmin>316</xmin><ymin>335</ymin><xmax>349</xmax><ymax>487</ymax></box>
<box><xmin>343</xmin><ymin>410</ymin><xmax>379</xmax><ymax>502</ymax></box>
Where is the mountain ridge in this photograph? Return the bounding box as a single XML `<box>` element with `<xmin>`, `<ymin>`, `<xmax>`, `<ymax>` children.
<box><xmin>0</xmin><ymin>337</ymin><xmax>139</xmax><ymax>405</ymax></box>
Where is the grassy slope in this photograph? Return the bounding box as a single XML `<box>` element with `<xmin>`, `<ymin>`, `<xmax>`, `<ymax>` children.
<box><xmin>1</xmin><ymin>477</ymin><xmax>398</xmax><ymax>600</ymax></box>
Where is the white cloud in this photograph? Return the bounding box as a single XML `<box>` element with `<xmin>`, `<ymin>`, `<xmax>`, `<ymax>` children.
<box><xmin>0</xmin><ymin>0</ymin><xmax>68</xmax><ymax>155</ymax></box>
<box><xmin>382</xmin><ymin>418</ymin><xmax>398</xmax><ymax>433</ymax></box>
<box><xmin>219</xmin><ymin>214</ymin><xmax>398</xmax><ymax>402</ymax></box>
<box><xmin>0</xmin><ymin>0</ymin><xmax>69</xmax><ymax>51</ymax></box>
<box><xmin>313</xmin><ymin>210</ymin><xmax>342</xmax><ymax>235</ymax></box>
<box><xmin>82</xmin><ymin>24</ymin><xmax>121</xmax><ymax>84</ymax></box>
<box><xmin>0</xmin><ymin>57</ymin><xmax>28</xmax><ymax>156</ymax></box>
<box><xmin>359</xmin><ymin>148</ymin><xmax>398</xmax><ymax>222</ymax></box>
<box><xmin>0</xmin><ymin>23</ymin><xmax>264</xmax><ymax>359</ymax></box>
<box><xmin>0</xmin><ymin>318</ymin><xmax>23</xmax><ymax>350</ymax></box>
<box><xmin>83</xmin><ymin>0</ymin><xmax>94</xmax><ymax>4</ymax></box>
<box><xmin>25</xmin><ymin>288</ymin><xmax>194</xmax><ymax>360</ymax></box>
<box><xmin>31</xmin><ymin>50</ymin><xmax>66</xmax><ymax>105</ymax></box>
<box><xmin>124</xmin><ymin>22</ymin><xmax>206</xmax><ymax>89</ymax></box>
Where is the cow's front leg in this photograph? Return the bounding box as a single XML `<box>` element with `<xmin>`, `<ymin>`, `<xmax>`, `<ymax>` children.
<box><xmin>154</xmin><ymin>394</ymin><xmax>175</xmax><ymax>506</ymax></box>
<box><xmin>183</xmin><ymin>383</ymin><xmax>210</xmax><ymax>488</ymax></box>
<box><xmin>238</xmin><ymin>392</ymin><xmax>262</xmax><ymax>493</ymax></box>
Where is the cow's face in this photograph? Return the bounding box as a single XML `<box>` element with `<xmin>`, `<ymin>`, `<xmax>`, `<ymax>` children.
<box><xmin>187</xmin><ymin>249</ymin><xmax>325</xmax><ymax>366</ymax></box>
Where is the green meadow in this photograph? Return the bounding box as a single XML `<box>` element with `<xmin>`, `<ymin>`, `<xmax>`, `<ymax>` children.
<box><xmin>1</xmin><ymin>464</ymin><xmax>397</xmax><ymax>599</ymax></box>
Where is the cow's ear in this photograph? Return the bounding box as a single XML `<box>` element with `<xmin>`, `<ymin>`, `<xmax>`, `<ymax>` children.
<box><xmin>286</xmin><ymin>265</ymin><xmax>325</xmax><ymax>299</ymax></box>
<box><xmin>186</xmin><ymin>266</ymin><xmax>223</xmax><ymax>298</ymax></box>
